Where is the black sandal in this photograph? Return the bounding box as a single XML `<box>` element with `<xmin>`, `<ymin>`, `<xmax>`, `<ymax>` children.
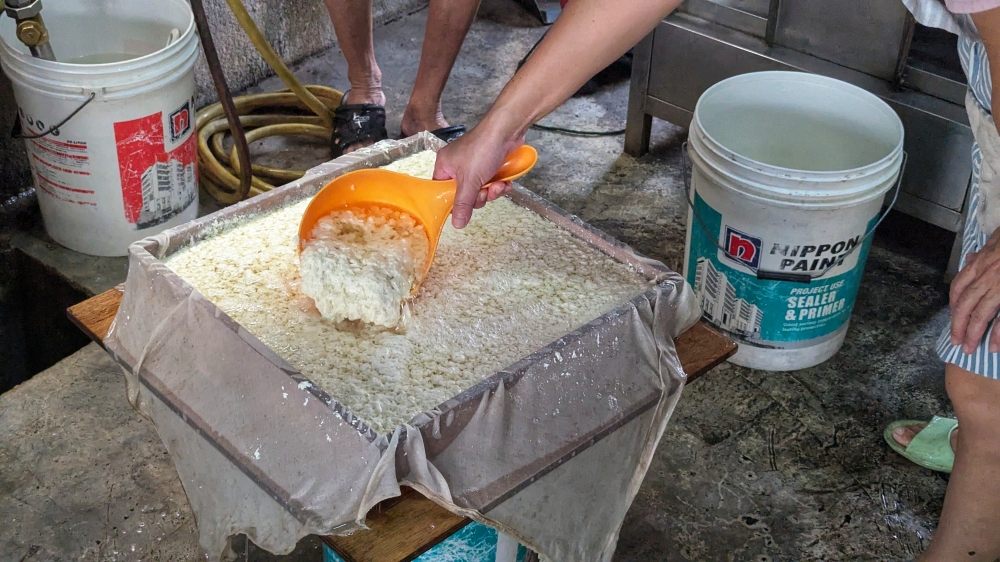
<box><xmin>399</xmin><ymin>125</ymin><xmax>467</xmax><ymax>143</ymax></box>
<box><xmin>429</xmin><ymin>125</ymin><xmax>466</xmax><ymax>143</ymax></box>
<box><xmin>331</xmin><ymin>103</ymin><xmax>388</xmax><ymax>158</ymax></box>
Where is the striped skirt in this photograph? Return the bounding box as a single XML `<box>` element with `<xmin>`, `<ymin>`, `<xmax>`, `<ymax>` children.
<box><xmin>934</xmin><ymin>34</ymin><xmax>998</xmax><ymax>379</ymax></box>
<box><xmin>935</xmin><ymin>166</ymin><xmax>996</xmax><ymax>378</ymax></box>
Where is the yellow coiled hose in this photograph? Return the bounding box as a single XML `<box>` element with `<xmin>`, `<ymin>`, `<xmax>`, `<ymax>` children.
<box><xmin>196</xmin><ymin>0</ymin><xmax>344</xmax><ymax>205</ymax></box>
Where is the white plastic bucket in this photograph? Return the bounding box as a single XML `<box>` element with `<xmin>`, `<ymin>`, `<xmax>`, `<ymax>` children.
<box><xmin>683</xmin><ymin>71</ymin><xmax>904</xmax><ymax>371</ymax></box>
<box><xmin>0</xmin><ymin>0</ymin><xmax>199</xmax><ymax>256</ymax></box>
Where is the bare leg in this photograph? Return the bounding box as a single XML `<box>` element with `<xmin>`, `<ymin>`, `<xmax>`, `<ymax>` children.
<box><xmin>400</xmin><ymin>0</ymin><xmax>481</xmax><ymax>136</ymax></box>
<box><xmin>918</xmin><ymin>364</ymin><xmax>1000</xmax><ymax>561</ymax></box>
<box><xmin>324</xmin><ymin>0</ymin><xmax>385</xmax><ymax>106</ymax></box>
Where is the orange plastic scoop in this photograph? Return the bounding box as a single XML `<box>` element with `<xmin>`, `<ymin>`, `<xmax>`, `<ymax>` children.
<box><xmin>298</xmin><ymin>144</ymin><xmax>538</xmax><ymax>286</ymax></box>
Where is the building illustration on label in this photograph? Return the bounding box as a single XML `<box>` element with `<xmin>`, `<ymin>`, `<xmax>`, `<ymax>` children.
<box><xmin>114</xmin><ymin>109</ymin><xmax>197</xmax><ymax>230</ymax></box>
<box><xmin>694</xmin><ymin>257</ymin><xmax>763</xmax><ymax>337</ymax></box>
<box><xmin>139</xmin><ymin>157</ymin><xmax>196</xmax><ymax>226</ymax></box>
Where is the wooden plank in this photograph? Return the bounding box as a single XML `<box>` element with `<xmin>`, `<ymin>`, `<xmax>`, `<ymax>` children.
<box><xmin>67</xmin><ymin>289</ymin><xmax>736</xmax><ymax>562</ymax></box>
<box><xmin>66</xmin><ymin>286</ymin><xmax>123</xmax><ymax>345</ymax></box>
<box><xmin>322</xmin><ymin>488</ymin><xmax>469</xmax><ymax>562</ymax></box>
<box><xmin>676</xmin><ymin>322</ymin><xmax>738</xmax><ymax>383</ymax></box>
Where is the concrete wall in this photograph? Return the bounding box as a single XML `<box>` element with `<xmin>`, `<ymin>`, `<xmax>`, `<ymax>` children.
<box><xmin>0</xmin><ymin>0</ymin><xmax>427</xmax><ymax>201</ymax></box>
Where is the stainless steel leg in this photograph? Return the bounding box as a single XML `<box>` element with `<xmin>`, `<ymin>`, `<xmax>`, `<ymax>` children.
<box><xmin>946</xmin><ymin>224</ymin><xmax>964</xmax><ymax>282</ymax></box>
<box><xmin>946</xmin><ymin>177</ymin><xmax>973</xmax><ymax>282</ymax></box>
<box><xmin>625</xmin><ymin>32</ymin><xmax>655</xmax><ymax>157</ymax></box>
<box><xmin>495</xmin><ymin>533</ymin><xmax>519</xmax><ymax>562</ymax></box>
<box><xmin>625</xmin><ymin>113</ymin><xmax>652</xmax><ymax>157</ymax></box>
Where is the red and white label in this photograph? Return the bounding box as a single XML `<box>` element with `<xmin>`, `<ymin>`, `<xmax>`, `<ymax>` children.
<box><xmin>114</xmin><ymin>110</ymin><xmax>197</xmax><ymax>229</ymax></box>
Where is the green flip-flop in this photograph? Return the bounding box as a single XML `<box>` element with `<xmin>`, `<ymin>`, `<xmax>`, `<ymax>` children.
<box><xmin>884</xmin><ymin>416</ymin><xmax>957</xmax><ymax>473</ymax></box>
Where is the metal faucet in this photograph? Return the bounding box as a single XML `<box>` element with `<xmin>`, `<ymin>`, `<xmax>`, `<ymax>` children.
<box><xmin>3</xmin><ymin>0</ymin><xmax>55</xmax><ymax>61</ymax></box>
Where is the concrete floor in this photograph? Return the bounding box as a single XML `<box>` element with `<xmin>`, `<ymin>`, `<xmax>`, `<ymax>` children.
<box><xmin>2</xmin><ymin>1</ymin><xmax>962</xmax><ymax>560</ymax></box>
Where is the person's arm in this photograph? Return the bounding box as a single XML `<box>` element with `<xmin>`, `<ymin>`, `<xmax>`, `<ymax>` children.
<box><xmin>951</xmin><ymin>6</ymin><xmax>1000</xmax><ymax>354</ymax></box>
<box><xmin>433</xmin><ymin>0</ymin><xmax>683</xmax><ymax>228</ymax></box>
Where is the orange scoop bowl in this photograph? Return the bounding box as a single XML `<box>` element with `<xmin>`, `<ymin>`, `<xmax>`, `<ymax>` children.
<box><xmin>297</xmin><ymin>144</ymin><xmax>538</xmax><ymax>288</ymax></box>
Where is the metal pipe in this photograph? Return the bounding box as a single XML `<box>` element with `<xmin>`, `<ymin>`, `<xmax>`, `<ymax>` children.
<box><xmin>4</xmin><ymin>0</ymin><xmax>56</xmax><ymax>61</ymax></box>
<box><xmin>189</xmin><ymin>0</ymin><xmax>253</xmax><ymax>200</ymax></box>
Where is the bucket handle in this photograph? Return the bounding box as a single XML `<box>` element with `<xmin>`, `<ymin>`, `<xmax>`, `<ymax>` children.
<box><xmin>681</xmin><ymin>142</ymin><xmax>907</xmax><ymax>284</ymax></box>
<box><xmin>11</xmin><ymin>91</ymin><xmax>96</xmax><ymax>140</ymax></box>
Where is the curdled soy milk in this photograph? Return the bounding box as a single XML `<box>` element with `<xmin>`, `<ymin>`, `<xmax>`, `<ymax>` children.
<box><xmin>166</xmin><ymin>151</ymin><xmax>654</xmax><ymax>433</ymax></box>
<box><xmin>299</xmin><ymin>207</ymin><xmax>429</xmax><ymax>329</ymax></box>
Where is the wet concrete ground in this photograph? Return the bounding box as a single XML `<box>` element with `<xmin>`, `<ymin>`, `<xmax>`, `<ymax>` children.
<box><xmin>3</xmin><ymin>1</ymin><xmax>960</xmax><ymax>559</ymax></box>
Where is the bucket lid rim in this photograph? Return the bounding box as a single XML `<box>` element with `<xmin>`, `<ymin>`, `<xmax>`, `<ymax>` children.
<box><xmin>691</xmin><ymin>71</ymin><xmax>905</xmax><ymax>177</ymax></box>
<box><xmin>694</xmin><ymin>127</ymin><xmax>905</xmax><ymax>180</ymax></box>
<box><xmin>688</xmin><ymin>140</ymin><xmax>902</xmax><ymax>207</ymax></box>
<box><xmin>0</xmin><ymin>33</ymin><xmax>198</xmax><ymax>96</ymax></box>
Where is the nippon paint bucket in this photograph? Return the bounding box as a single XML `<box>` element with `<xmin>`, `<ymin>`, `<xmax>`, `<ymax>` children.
<box><xmin>0</xmin><ymin>0</ymin><xmax>199</xmax><ymax>256</ymax></box>
<box><xmin>683</xmin><ymin>72</ymin><xmax>904</xmax><ymax>371</ymax></box>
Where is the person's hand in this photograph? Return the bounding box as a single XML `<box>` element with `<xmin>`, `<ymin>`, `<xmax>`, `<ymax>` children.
<box><xmin>433</xmin><ymin>123</ymin><xmax>524</xmax><ymax>229</ymax></box>
<box><xmin>950</xmin><ymin>228</ymin><xmax>1000</xmax><ymax>353</ymax></box>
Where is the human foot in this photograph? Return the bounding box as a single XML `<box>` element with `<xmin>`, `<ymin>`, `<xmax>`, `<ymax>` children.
<box><xmin>400</xmin><ymin>103</ymin><xmax>449</xmax><ymax>138</ymax></box>
<box><xmin>344</xmin><ymin>87</ymin><xmax>385</xmax><ymax>108</ymax></box>
<box><xmin>894</xmin><ymin>422</ymin><xmax>959</xmax><ymax>452</ymax></box>
<box><xmin>884</xmin><ymin>416</ymin><xmax>958</xmax><ymax>473</ymax></box>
